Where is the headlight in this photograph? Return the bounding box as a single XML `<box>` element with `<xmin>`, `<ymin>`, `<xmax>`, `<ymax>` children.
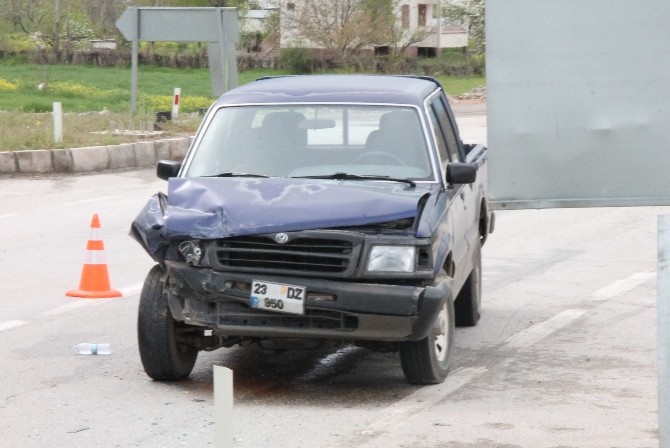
<box><xmin>367</xmin><ymin>245</ymin><xmax>416</xmax><ymax>273</ymax></box>
<box><xmin>178</xmin><ymin>240</ymin><xmax>203</xmax><ymax>266</ymax></box>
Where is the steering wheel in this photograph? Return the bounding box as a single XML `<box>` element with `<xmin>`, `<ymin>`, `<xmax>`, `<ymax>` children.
<box><xmin>353</xmin><ymin>151</ymin><xmax>406</xmax><ymax>166</ymax></box>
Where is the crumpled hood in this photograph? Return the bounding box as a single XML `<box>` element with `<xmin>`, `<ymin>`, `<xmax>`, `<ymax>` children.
<box><xmin>130</xmin><ymin>177</ymin><xmax>434</xmax><ymax>261</ymax></box>
<box><xmin>165</xmin><ymin>177</ymin><xmax>428</xmax><ymax>238</ymax></box>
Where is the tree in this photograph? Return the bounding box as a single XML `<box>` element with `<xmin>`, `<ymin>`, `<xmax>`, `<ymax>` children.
<box><xmin>0</xmin><ymin>0</ymin><xmax>45</xmax><ymax>34</ymax></box>
<box><xmin>281</xmin><ymin>0</ymin><xmax>435</xmax><ymax>65</ymax></box>
<box><xmin>442</xmin><ymin>0</ymin><xmax>485</xmax><ymax>54</ymax></box>
<box><xmin>134</xmin><ymin>0</ymin><xmax>249</xmax><ymax>9</ymax></box>
<box><xmin>0</xmin><ymin>0</ymin><xmax>98</xmax><ymax>60</ymax></box>
<box><xmin>82</xmin><ymin>0</ymin><xmax>127</xmax><ymax>36</ymax></box>
<box><xmin>282</xmin><ymin>0</ymin><xmax>392</xmax><ymax>65</ymax></box>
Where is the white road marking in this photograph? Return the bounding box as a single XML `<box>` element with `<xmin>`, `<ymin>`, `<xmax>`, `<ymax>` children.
<box><xmin>379</xmin><ymin>366</ymin><xmax>488</xmax><ymax>421</ymax></box>
<box><xmin>0</xmin><ymin>213</ymin><xmax>20</xmax><ymax>219</ymax></box>
<box><xmin>503</xmin><ymin>309</ymin><xmax>586</xmax><ymax>350</ymax></box>
<box><xmin>591</xmin><ymin>271</ymin><xmax>656</xmax><ymax>300</ymax></box>
<box><xmin>359</xmin><ymin>308</ymin><xmax>588</xmax><ymax>446</ymax></box>
<box><xmin>40</xmin><ymin>286</ymin><xmax>143</xmax><ymax>317</ymax></box>
<box><xmin>38</xmin><ymin>300</ymin><xmax>100</xmax><ymax>317</ymax></box>
<box><xmin>359</xmin><ymin>366</ymin><xmax>488</xmax><ymax>442</ymax></box>
<box><xmin>61</xmin><ymin>195</ymin><xmax>121</xmax><ymax>208</ymax></box>
<box><xmin>119</xmin><ymin>284</ymin><xmax>143</xmax><ymax>297</ymax></box>
<box><xmin>8</xmin><ymin>285</ymin><xmax>142</xmax><ymax>325</ymax></box>
<box><xmin>0</xmin><ymin>320</ymin><xmax>27</xmax><ymax>332</ymax></box>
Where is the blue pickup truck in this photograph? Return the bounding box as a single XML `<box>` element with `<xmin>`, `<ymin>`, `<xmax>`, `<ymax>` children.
<box><xmin>131</xmin><ymin>75</ymin><xmax>493</xmax><ymax>384</ymax></box>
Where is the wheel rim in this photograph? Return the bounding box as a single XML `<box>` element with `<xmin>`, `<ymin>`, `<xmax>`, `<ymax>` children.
<box><xmin>433</xmin><ymin>304</ymin><xmax>449</xmax><ymax>362</ymax></box>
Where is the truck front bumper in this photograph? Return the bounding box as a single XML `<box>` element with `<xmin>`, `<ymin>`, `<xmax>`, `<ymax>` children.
<box><xmin>165</xmin><ymin>261</ymin><xmax>451</xmax><ymax>342</ymax></box>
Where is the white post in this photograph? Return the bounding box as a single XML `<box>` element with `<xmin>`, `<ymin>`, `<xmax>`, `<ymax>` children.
<box><xmin>214</xmin><ymin>366</ymin><xmax>233</xmax><ymax>448</ymax></box>
<box><xmin>130</xmin><ymin>7</ymin><xmax>139</xmax><ymax>115</ymax></box>
<box><xmin>172</xmin><ymin>87</ymin><xmax>181</xmax><ymax>119</ymax></box>
<box><xmin>659</xmin><ymin>215</ymin><xmax>670</xmax><ymax>447</ymax></box>
<box><xmin>52</xmin><ymin>102</ymin><xmax>63</xmax><ymax>144</ymax></box>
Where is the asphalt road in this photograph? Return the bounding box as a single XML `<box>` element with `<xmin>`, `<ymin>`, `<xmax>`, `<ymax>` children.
<box><xmin>0</xmin><ymin>111</ymin><xmax>662</xmax><ymax>447</ymax></box>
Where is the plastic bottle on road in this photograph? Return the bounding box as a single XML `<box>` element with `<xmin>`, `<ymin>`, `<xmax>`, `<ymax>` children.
<box><xmin>74</xmin><ymin>343</ymin><xmax>111</xmax><ymax>355</ymax></box>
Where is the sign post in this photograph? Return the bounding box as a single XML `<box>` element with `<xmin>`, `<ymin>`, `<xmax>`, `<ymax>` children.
<box><xmin>116</xmin><ymin>7</ymin><xmax>239</xmax><ymax>114</ymax></box>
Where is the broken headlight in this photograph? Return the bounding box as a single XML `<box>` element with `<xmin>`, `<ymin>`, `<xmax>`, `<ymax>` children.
<box><xmin>178</xmin><ymin>240</ymin><xmax>203</xmax><ymax>266</ymax></box>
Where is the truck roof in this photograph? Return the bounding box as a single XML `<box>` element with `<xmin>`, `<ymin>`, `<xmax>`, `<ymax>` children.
<box><xmin>214</xmin><ymin>75</ymin><xmax>442</xmax><ymax>107</ymax></box>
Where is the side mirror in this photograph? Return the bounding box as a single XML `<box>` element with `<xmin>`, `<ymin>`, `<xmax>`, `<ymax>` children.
<box><xmin>157</xmin><ymin>160</ymin><xmax>182</xmax><ymax>180</ymax></box>
<box><xmin>446</xmin><ymin>163</ymin><xmax>477</xmax><ymax>186</ymax></box>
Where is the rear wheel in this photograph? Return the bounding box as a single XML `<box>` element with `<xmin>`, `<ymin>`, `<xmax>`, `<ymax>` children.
<box><xmin>138</xmin><ymin>265</ymin><xmax>198</xmax><ymax>381</ymax></box>
<box><xmin>455</xmin><ymin>241</ymin><xmax>482</xmax><ymax>327</ymax></box>
<box><xmin>399</xmin><ymin>293</ymin><xmax>455</xmax><ymax>385</ymax></box>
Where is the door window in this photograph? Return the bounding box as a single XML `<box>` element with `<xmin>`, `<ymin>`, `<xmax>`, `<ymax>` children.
<box><xmin>430</xmin><ymin>98</ymin><xmax>462</xmax><ymax>163</ymax></box>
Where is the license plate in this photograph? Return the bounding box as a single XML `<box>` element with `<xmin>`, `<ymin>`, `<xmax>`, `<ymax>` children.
<box><xmin>250</xmin><ymin>280</ymin><xmax>306</xmax><ymax>315</ymax></box>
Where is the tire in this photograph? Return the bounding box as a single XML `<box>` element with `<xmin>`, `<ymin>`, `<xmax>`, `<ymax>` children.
<box><xmin>399</xmin><ymin>294</ymin><xmax>455</xmax><ymax>385</ymax></box>
<box><xmin>454</xmin><ymin>241</ymin><xmax>482</xmax><ymax>327</ymax></box>
<box><xmin>138</xmin><ymin>265</ymin><xmax>199</xmax><ymax>381</ymax></box>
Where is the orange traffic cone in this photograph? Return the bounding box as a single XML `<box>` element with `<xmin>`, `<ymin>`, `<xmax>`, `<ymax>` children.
<box><xmin>66</xmin><ymin>214</ymin><xmax>122</xmax><ymax>299</ymax></box>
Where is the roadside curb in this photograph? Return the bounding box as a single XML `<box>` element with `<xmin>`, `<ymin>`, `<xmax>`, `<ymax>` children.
<box><xmin>0</xmin><ymin>136</ymin><xmax>193</xmax><ymax>176</ymax></box>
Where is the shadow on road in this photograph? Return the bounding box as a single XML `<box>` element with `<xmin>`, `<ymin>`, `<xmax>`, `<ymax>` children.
<box><xmin>163</xmin><ymin>344</ymin><xmax>422</xmax><ymax>407</ymax></box>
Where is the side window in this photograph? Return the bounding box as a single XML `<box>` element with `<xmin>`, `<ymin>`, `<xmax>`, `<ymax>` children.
<box><xmin>428</xmin><ymin>107</ymin><xmax>450</xmax><ymax>172</ymax></box>
<box><xmin>431</xmin><ymin>97</ymin><xmax>462</xmax><ymax>162</ymax></box>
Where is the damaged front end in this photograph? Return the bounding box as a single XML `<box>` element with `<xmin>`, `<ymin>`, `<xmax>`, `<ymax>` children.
<box><xmin>129</xmin><ymin>176</ymin><xmax>449</xmax><ymax>351</ymax></box>
<box><xmin>129</xmin><ymin>176</ymin><xmax>434</xmax><ymax>263</ymax></box>
<box><xmin>129</xmin><ymin>192</ymin><xmax>170</xmax><ymax>264</ymax></box>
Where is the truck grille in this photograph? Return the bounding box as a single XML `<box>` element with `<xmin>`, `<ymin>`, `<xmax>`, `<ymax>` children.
<box><xmin>211</xmin><ymin>232</ymin><xmax>362</xmax><ymax>277</ymax></box>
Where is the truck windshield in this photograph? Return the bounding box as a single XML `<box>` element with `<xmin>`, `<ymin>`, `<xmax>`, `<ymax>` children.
<box><xmin>183</xmin><ymin>105</ymin><xmax>434</xmax><ymax>181</ymax></box>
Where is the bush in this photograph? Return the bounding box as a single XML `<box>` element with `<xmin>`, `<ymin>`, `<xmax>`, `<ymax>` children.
<box><xmin>20</xmin><ymin>101</ymin><xmax>53</xmax><ymax>113</ymax></box>
<box><xmin>417</xmin><ymin>52</ymin><xmax>485</xmax><ymax>77</ymax></box>
<box><xmin>278</xmin><ymin>47</ymin><xmax>315</xmax><ymax>74</ymax></box>
<box><xmin>0</xmin><ymin>78</ymin><xmax>19</xmax><ymax>91</ymax></box>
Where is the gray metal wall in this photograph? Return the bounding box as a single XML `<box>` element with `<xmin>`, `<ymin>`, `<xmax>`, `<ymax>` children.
<box><xmin>487</xmin><ymin>0</ymin><xmax>670</xmax><ymax>209</ymax></box>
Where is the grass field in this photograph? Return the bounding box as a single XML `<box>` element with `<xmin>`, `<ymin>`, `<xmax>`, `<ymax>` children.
<box><xmin>0</xmin><ymin>64</ymin><xmax>289</xmax><ymax>113</ymax></box>
<box><xmin>0</xmin><ymin>62</ymin><xmax>485</xmax><ymax>151</ymax></box>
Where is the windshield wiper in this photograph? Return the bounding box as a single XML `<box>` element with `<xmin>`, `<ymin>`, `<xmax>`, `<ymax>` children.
<box><xmin>293</xmin><ymin>172</ymin><xmax>416</xmax><ymax>187</ymax></box>
<box><xmin>207</xmin><ymin>172</ymin><xmax>269</xmax><ymax>178</ymax></box>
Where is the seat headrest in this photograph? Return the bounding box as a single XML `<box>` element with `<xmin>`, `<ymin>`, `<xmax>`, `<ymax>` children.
<box><xmin>379</xmin><ymin>110</ymin><xmax>417</xmax><ymax>130</ymax></box>
<box><xmin>262</xmin><ymin>111</ymin><xmax>305</xmax><ymax>129</ymax></box>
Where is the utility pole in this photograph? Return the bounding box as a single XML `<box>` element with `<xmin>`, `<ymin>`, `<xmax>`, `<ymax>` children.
<box><xmin>436</xmin><ymin>1</ymin><xmax>442</xmax><ymax>57</ymax></box>
<box><xmin>54</xmin><ymin>0</ymin><xmax>61</xmax><ymax>61</ymax></box>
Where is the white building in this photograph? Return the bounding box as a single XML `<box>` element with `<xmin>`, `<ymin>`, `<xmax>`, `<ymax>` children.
<box><xmin>241</xmin><ymin>9</ymin><xmax>274</xmax><ymax>34</ymax></box>
<box><xmin>278</xmin><ymin>0</ymin><xmax>468</xmax><ymax>56</ymax></box>
<box><xmin>405</xmin><ymin>1</ymin><xmax>469</xmax><ymax>55</ymax></box>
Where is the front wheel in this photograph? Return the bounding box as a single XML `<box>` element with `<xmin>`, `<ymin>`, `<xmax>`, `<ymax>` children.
<box><xmin>398</xmin><ymin>296</ymin><xmax>455</xmax><ymax>385</ymax></box>
<box><xmin>138</xmin><ymin>265</ymin><xmax>199</xmax><ymax>381</ymax></box>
